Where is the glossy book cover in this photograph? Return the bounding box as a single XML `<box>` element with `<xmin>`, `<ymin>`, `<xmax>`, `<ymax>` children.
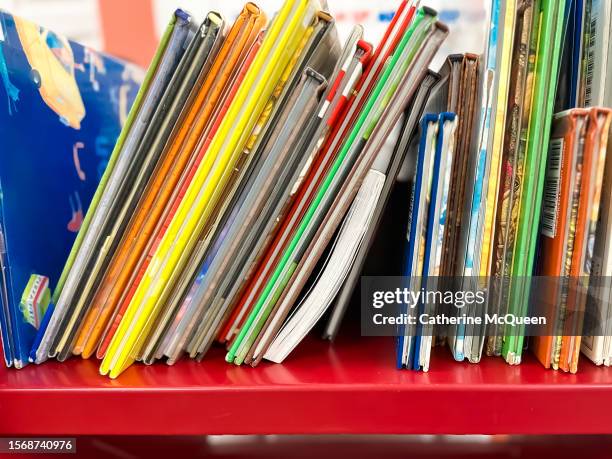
<box><xmin>0</xmin><ymin>10</ymin><xmax>141</xmax><ymax>367</ymax></box>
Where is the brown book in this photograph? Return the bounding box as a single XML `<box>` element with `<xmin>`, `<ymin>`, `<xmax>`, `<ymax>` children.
<box><xmin>440</xmin><ymin>53</ymin><xmax>480</xmax><ymax>278</ymax></box>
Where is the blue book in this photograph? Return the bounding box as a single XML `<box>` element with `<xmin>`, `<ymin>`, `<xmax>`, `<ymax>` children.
<box><xmin>554</xmin><ymin>0</ymin><xmax>583</xmax><ymax>111</ymax></box>
<box><xmin>397</xmin><ymin>114</ymin><xmax>438</xmax><ymax>369</ymax></box>
<box><xmin>452</xmin><ymin>0</ymin><xmax>501</xmax><ymax>362</ymax></box>
<box><xmin>0</xmin><ymin>10</ymin><xmax>141</xmax><ymax>367</ymax></box>
<box><xmin>412</xmin><ymin>113</ymin><xmax>456</xmax><ymax>371</ymax></box>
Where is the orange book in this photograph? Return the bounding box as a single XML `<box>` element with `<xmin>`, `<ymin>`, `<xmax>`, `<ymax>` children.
<box><xmin>94</xmin><ymin>28</ymin><xmax>266</xmax><ymax>360</ymax></box>
<box><xmin>117</xmin><ymin>28</ymin><xmax>272</xmax><ymax>363</ymax></box>
<box><xmin>74</xmin><ymin>5</ymin><xmax>266</xmax><ymax>358</ymax></box>
<box><xmin>533</xmin><ymin>109</ymin><xmax>588</xmax><ymax>368</ymax></box>
<box><xmin>559</xmin><ymin>108</ymin><xmax>612</xmax><ymax>373</ymax></box>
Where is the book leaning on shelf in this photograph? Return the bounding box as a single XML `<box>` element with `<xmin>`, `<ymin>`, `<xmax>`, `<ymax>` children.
<box><xmin>18</xmin><ymin>0</ymin><xmax>450</xmax><ymax>378</ymax></box>
<box><xmin>394</xmin><ymin>0</ymin><xmax>612</xmax><ymax>373</ymax></box>
<box><xmin>0</xmin><ymin>10</ymin><xmax>142</xmax><ymax>368</ymax></box>
<box><xmin>5</xmin><ymin>0</ymin><xmax>612</xmax><ymax>377</ymax></box>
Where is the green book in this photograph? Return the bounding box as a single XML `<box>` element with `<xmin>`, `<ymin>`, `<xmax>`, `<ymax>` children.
<box><xmin>503</xmin><ymin>0</ymin><xmax>567</xmax><ymax>363</ymax></box>
<box><xmin>226</xmin><ymin>7</ymin><xmax>438</xmax><ymax>364</ymax></box>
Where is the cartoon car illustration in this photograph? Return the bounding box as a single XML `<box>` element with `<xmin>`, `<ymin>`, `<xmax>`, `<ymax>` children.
<box><xmin>13</xmin><ymin>17</ymin><xmax>85</xmax><ymax>129</ymax></box>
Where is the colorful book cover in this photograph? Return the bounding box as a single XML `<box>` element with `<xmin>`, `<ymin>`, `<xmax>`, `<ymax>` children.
<box><xmin>451</xmin><ymin>0</ymin><xmax>500</xmax><ymax>362</ymax></box>
<box><xmin>532</xmin><ymin>109</ymin><xmax>587</xmax><ymax>369</ymax></box>
<box><xmin>0</xmin><ymin>10</ymin><xmax>141</xmax><ymax>367</ymax></box>
<box><xmin>413</xmin><ymin>112</ymin><xmax>456</xmax><ymax>371</ymax></box>
<box><xmin>487</xmin><ymin>0</ymin><xmax>534</xmax><ymax>357</ymax></box>
<box><xmin>503</xmin><ymin>0</ymin><xmax>568</xmax><ymax>363</ymax></box>
<box><xmin>478</xmin><ymin>0</ymin><xmax>517</xmax><ymax>278</ymax></box>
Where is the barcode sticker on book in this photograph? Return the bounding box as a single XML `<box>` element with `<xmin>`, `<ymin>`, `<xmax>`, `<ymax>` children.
<box><xmin>541</xmin><ymin>138</ymin><xmax>564</xmax><ymax>238</ymax></box>
<box><xmin>585</xmin><ymin>11</ymin><xmax>597</xmax><ymax>106</ymax></box>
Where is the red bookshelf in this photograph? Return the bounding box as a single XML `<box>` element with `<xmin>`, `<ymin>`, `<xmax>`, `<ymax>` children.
<box><xmin>1</xmin><ymin>331</ymin><xmax>612</xmax><ymax>435</ymax></box>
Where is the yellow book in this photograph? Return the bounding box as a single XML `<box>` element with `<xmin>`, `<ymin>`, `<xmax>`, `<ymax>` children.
<box><xmin>130</xmin><ymin>18</ymin><xmax>316</xmax><ymax>363</ymax></box>
<box><xmin>479</xmin><ymin>0</ymin><xmax>518</xmax><ymax>276</ymax></box>
<box><xmin>100</xmin><ymin>0</ymin><xmax>316</xmax><ymax>378</ymax></box>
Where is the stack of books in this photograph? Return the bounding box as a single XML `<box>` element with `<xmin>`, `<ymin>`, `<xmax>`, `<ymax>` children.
<box><xmin>2</xmin><ymin>1</ymin><xmax>447</xmax><ymax>378</ymax></box>
<box><xmin>2</xmin><ymin>0</ymin><xmax>612</xmax><ymax>377</ymax></box>
<box><xmin>397</xmin><ymin>0</ymin><xmax>612</xmax><ymax>373</ymax></box>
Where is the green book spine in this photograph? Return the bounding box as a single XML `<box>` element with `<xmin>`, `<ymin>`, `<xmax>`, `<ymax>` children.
<box><xmin>503</xmin><ymin>0</ymin><xmax>566</xmax><ymax>362</ymax></box>
<box><xmin>226</xmin><ymin>8</ymin><xmax>435</xmax><ymax>364</ymax></box>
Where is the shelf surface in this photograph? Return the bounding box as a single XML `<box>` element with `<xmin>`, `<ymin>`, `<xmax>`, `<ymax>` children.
<box><xmin>1</xmin><ymin>331</ymin><xmax>612</xmax><ymax>435</ymax></box>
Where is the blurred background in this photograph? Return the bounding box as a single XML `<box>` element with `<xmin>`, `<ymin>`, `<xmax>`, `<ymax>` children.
<box><xmin>2</xmin><ymin>0</ymin><xmax>487</xmax><ymax>70</ymax></box>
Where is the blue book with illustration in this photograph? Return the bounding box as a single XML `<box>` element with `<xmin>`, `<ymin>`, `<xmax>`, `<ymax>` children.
<box><xmin>0</xmin><ymin>10</ymin><xmax>141</xmax><ymax>367</ymax></box>
<box><xmin>397</xmin><ymin>114</ymin><xmax>439</xmax><ymax>369</ymax></box>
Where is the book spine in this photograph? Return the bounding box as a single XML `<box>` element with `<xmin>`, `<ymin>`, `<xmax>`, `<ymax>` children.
<box><xmin>0</xmin><ymin>177</ymin><xmax>15</xmax><ymax>367</ymax></box>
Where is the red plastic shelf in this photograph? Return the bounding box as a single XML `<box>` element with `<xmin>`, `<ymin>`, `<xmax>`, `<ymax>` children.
<box><xmin>1</xmin><ymin>331</ymin><xmax>612</xmax><ymax>435</ymax></box>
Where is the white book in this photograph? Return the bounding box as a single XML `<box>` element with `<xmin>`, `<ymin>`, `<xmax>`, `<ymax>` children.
<box><xmin>261</xmin><ymin>120</ymin><xmax>403</xmax><ymax>364</ymax></box>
